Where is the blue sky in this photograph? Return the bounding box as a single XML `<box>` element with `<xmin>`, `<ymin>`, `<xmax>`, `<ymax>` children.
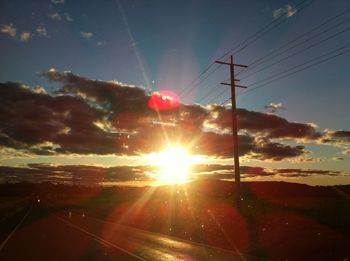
<box><xmin>1</xmin><ymin>0</ymin><xmax>349</xmax><ymax>129</ymax></box>
<box><xmin>0</xmin><ymin>0</ymin><xmax>350</xmax><ymax>185</ymax></box>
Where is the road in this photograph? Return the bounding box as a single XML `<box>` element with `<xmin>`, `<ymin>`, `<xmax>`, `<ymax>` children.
<box><xmin>0</xmin><ymin>202</ymin><xmax>254</xmax><ymax>260</ymax></box>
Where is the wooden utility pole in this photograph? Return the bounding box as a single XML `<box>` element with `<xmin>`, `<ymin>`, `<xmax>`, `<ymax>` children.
<box><xmin>215</xmin><ymin>56</ymin><xmax>247</xmax><ymax>185</ymax></box>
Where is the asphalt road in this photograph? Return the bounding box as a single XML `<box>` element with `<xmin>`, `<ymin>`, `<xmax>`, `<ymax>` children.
<box><xmin>0</xmin><ymin>202</ymin><xmax>251</xmax><ymax>260</ymax></box>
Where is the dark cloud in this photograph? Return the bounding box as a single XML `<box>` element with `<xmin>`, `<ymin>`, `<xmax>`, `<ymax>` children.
<box><xmin>275</xmin><ymin>168</ymin><xmax>341</xmax><ymax>178</ymax></box>
<box><xmin>192</xmin><ymin>165</ymin><xmax>274</xmax><ymax>179</ymax></box>
<box><xmin>45</xmin><ymin>70</ymin><xmax>174</xmax><ymax>115</ymax></box>
<box><xmin>43</xmin><ymin>69</ymin><xmax>209</xmax><ymax>134</ymax></box>
<box><xmin>321</xmin><ymin>130</ymin><xmax>350</xmax><ymax>145</ymax></box>
<box><xmin>207</xmin><ymin>106</ymin><xmax>321</xmax><ymax>140</ymax></box>
<box><xmin>188</xmin><ymin>132</ymin><xmax>304</xmax><ymax>160</ymax></box>
<box><xmin>329</xmin><ymin>130</ymin><xmax>350</xmax><ymax>139</ymax></box>
<box><xmin>193</xmin><ymin>132</ymin><xmax>255</xmax><ymax>157</ymax></box>
<box><xmin>0</xmin><ymin>164</ymin><xmax>154</xmax><ymax>185</ymax></box>
<box><xmin>1</xmin><ymin>70</ymin><xmax>346</xmax><ymax>161</ymax></box>
<box><xmin>0</xmin><ymin>164</ymin><xmax>344</xmax><ymax>185</ymax></box>
<box><xmin>192</xmin><ymin>165</ymin><xmax>343</xmax><ymax>179</ymax></box>
<box><xmin>252</xmin><ymin>138</ymin><xmax>305</xmax><ymax>161</ymax></box>
<box><xmin>0</xmin><ymin>82</ymin><xmax>118</xmax><ymax>154</ymax></box>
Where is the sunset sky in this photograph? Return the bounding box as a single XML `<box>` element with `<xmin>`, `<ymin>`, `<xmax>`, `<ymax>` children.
<box><xmin>0</xmin><ymin>0</ymin><xmax>349</xmax><ymax>186</ymax></box>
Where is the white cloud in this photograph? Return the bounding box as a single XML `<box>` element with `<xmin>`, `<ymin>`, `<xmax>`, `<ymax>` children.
<box><xmin>80</xmin><ymin>31</ymin><xmax>94</xmax><ymax>39</ymax></box>
<box><xmin>273</xmin><ymin>5</ymin><xmax>297</xmax><ymax>19</ymax></box>
<box><xmin>51</xmin><ymin>0</ymin><xmax>65</xmax><ymax>5</ymax></box>
<box><xmin>0</xmin><ymin>25</ymin><xmax>32</xmax><ymax>42</ymax></box>
<box><xmin>48</xmin><ymin>12</ymin><xmax>62</xmax><ymax>21</ymax></box>
<box><xmin>0</xmin><ymin>24</ymin><xmax>16</xmax><ymax>37</ymax></box>
<box><xmin>32</xmin><ymin>86</ymin><xmax>48</xmax><ymax>94</ymax></box>
<box><xmin>20</xmin><ymin>32</ymin><xmax>31</xmax><ymax>42</ymax></box>
<box><xmin>48</xmin><ymin>12</ymin><xmax>73</xmax><ymax>22</ymax></box>
<box><xmin>63</xmin><ymin>12</ymin><xmax>73</xmax><ymax>22</ymax></box>
<box><xmin>264</xmin><ymin>102</ymin><xmax>285</xmax><ymax>113</ymax></box>
<box><xmin>97</xmin><ymin>40</ymin><xmax>106</xmax><ymax>46</ymax></box>
<box><xmin>36</xmin><ymin>26</ymin><xmax>49</xmax><ymax>37</ymax></box>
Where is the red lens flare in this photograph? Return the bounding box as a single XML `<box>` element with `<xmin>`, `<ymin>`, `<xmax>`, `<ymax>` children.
<box><xmin>148</xmin><ymin>90</ymin><xmax>181</xmax><ymax>110</ymax></box>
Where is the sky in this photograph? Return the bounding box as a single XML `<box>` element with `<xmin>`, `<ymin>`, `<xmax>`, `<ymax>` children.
<box><xmin>0</xmin><ymin>0</ymin><xmax>350</xmax><ymax>186</ymax></box>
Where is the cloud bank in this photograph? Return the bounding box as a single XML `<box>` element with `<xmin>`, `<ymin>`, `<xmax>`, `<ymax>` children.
<box><xmin>0</xmin><ymin>70</ymin><xmax>348</xmax><ymax>162</ymax></box>
<box><xmin>0</xmin><ymin>164</ymin><xmax>344</xmax><ymax>185</ymax></box>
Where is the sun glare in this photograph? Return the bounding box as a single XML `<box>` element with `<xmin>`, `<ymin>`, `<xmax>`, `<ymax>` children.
<box><xmin>147</xmin><ymin>146</ymin><xmax>201</xmax><ymax>184</ymax></box>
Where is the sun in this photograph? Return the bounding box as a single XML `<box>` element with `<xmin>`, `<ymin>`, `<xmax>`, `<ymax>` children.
<box><xmin>147</xmin><ymin>146</ymin><xmax>201</xmax><ymax>184</ymax></box>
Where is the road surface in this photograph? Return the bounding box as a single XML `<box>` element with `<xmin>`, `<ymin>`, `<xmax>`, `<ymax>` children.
<box><xmin>0</xmin><ymin>202</ymin><xmax>259</xmax><ymax>260</ymax></box>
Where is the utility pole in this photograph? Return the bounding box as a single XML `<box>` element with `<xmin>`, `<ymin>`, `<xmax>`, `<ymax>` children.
<box><xmin>215</xmin><ymin>56</ymin><xmax>247</xmax><ymax>185</ymax></box>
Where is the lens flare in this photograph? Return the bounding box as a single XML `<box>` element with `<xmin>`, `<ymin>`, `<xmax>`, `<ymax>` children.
<box><xmin>148</xmin><ymin>90</ymin><xmax>181</xmax><ymax>110</ymax></box>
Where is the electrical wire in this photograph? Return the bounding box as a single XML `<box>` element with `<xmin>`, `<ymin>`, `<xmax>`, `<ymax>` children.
<box><xmin>239</xmin><ymin>45</ymin><xmax>350</xmax><ymax>96</ymax></box>
<box><xmin>239</xmin><ymin>15</ymin><xmax>350</xmax><ymax>77</ymax></box>
<box><xmin>178</xmin><ymin>0</ymin><xmax>313</xmax><ymax>99</ymax></box>
<box><xmin>240</xmin><ymin>24</ymin><xmax>350</xmax><ymax>80</ymax></box>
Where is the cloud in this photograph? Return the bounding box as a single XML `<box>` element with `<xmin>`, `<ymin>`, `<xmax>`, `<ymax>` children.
<box><xmin>0</xmin><ymin>24</ymin><xmax>16</xmax><ymax>37</ymax></box>
<box><xmin>1</xmin><ymin>24</ymin><xmax>43</xmax><ymax>42</ymax></box>
<box><xmin>48</xmin><ymin>12</ymin><xmax>62</xmax><ymax>21</ymax></box>
<box><xmin>206</xmin><ymin>106</ymin><xmax>321</xmax><ymax>141</ymax></box>
<box><xmin>0</xmin><ymin>164</ymin><xmax>345</xmax><ymax>185</ymax></box>
<box><xmin>0</xmin><ymin>69</ymin><xmax>348</xmax><ymax>162</ymax></box>
<box><xmin>97</xmin><ymin>41</ymin><xmax>106</xmax><ymax>47</ymax></box>
<box><xmin>42</xmin><ymin>69</ymin><xmax>153</xmax><ymax>123</ymax></box>
<box><xmin>0</xmin><ymin>82</ymin><xmax>118</xmax><ymax>155</ymax></box>
<box><xmin>51</xmin><ymin>0</ymin><xmax>65</xmax><ymax>4</ymax></box>
<box><xmin>332</xmin><ymin>157</ymin><xmax>344</xmax><ymax>161</ymax></box>
<box><xmin>273</xmin><ymin>4</ymin><xmax>297</xmax><ymax>19</ymax></box>
<box><xmin>80</xmin><ymin>31</ymin><xmax>94</xmax><ymax>39</ymax></box>
<box><xmin>1</xmin><ymin>25</ymin><xmax>31</xmax><ymax>42</ymax></box>
<box><xmin>191</xmin><ymin>165</ymin><xmax>273</xmax><ymax>179</ymax></box>
<box><xmin>0</xmin><ymin>77</ymin><xmax>302</xmax><ymax>160</ymax></box>
<box><xmin>298</xmin><ymin>156</ymin><xmax>323</xmax><ymax>163</ymax></box>
<box><xmin>264</xmin><ymin>102</ymin><xmax>284</xmax><ymax>113</ymax></box>
<box><xmin>191</xmin><ymin>165</ymin><xmax>344</xmax><ymax>179</ymax></box>
<box><xmin>321</xmin><ymin>130</ymin><xmax>350</xmax><ymax>145</ymax></box>
<box><xmin>36</xmin><ymin>26</ymin><xmax>49</xmax><ymax>37</ymax></box>
<box><xmin>274</xmin><ymin>168</ymin><xmax>341</xmax><ymax>178</ymax></box>
<box><xmin>252</xmin><ymin>138</ymin><xmax>304</xmax><ymax>161</ymax></box>
<box><xmin>63</xmin><ymin>13</ymin><xmax>74</xmax><ymax>22</ymax></box>
<box><xmin>0</xmin><ymin>164</ymin><xmax>153</xmax><ymax>185</ymax></box>
<box><xmin>48</xmin><ymin>12</ymin><xmax>73</xmax><ymax>22</ymax></box>
<box><xmin>19</xmin><ymin>32</ymin><xmax>31</xmax><ymax>42</ymax></box>
<box><xmin>190</xmin><ymin>132</ymin><xmax>305</xmax><ymax>161</ymax></box>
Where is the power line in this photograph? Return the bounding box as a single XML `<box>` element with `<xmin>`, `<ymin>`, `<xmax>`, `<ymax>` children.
<box><xmin>247</xmin><ymin>42</ymin><xmax>350</xmax><ymax>87</ymax></box>
<box><xmin>213</xmin><ymin>28</ymin><xmax>350</xmax><ymax>105</ymax></box>
<box><xmin>238</xmin><ymin>15</ymin><xmax>350</xmax><ymax>77</ymax></box>
<box><xmin>178</xmin><ymin>0</ymin><xmax>313</xmax><ymax>100</ymax></box>
<box><xmin>220</xmin><ymin>0</ymin><xmax>313</xmax><ymax>61</ymax></box>
<box><xmin>237</xmin><ymin>6</ymin><xmax>350</xmax><ymax>76</ymax></box>
<box><xmin>196</xmin><ymin>83</ymin><xmax>223</xmax><ymax>103</ymax></box>
<box><xmin>204</xmin><ymin>25</ymin><xmax>350</xmax><ymax>108</ymax></box>
<box><xmin>179</xmin><ymin>65</ymin><xmax>222</xmax><ymax>98</ymax></box>
<box><xmin>240</xmin><ymin>24</ymin><xmax>350</xmax><ymax>80</ymax></box>
<box><xmin>178</xmin><ymin>62</ymin><xmax>216</xmax><ymax>97</ymax></box>
<box><xmin>203</xmin><ymin>85</ymin><xmax>229</xmax><ymax>105</ymax></box>
<box><xmin>239</xmin><ymin>44</ymin><xmax>350</xmax><ymax>96</ymax></box>
<box><xmin>220</xmin><ymin>97</ymin><xmax>231</xmax><ymax>106</ymax></box>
